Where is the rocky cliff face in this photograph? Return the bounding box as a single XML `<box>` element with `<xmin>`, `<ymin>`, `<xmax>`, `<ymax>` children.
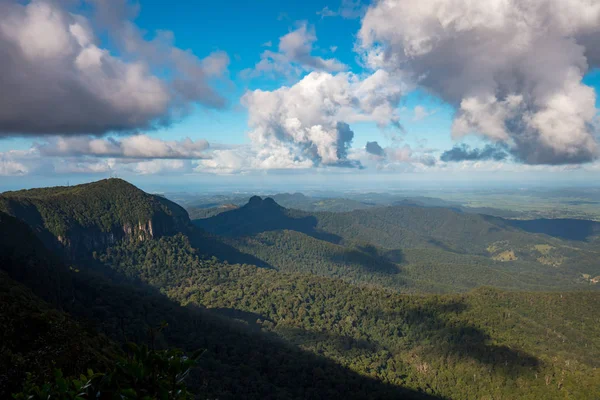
<box><xmin>50</xmin><ymin>207</ymin><xmax>191</xmax><ymax>259</ymax></box>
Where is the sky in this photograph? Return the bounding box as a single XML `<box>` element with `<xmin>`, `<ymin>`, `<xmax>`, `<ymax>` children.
<box><xmin>1</xmin><ymin>0</ymin><xmax>600</xmax><ymax>192</ymax></box>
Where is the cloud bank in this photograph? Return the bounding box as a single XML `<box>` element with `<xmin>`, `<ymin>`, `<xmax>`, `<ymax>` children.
<box><xmin>0</xmin><ymin>0</ymin><xmax>228</xmax><ymax>136</ymax></box>
<box><xmin>36</xmin><ymin>135</ymin><xmax>210</xmax><ymax>159</ymax></box>
<box><xmin>359</xmin><ymin>0</ymin><xmax>600</xmax><ymax>165</ymax></box>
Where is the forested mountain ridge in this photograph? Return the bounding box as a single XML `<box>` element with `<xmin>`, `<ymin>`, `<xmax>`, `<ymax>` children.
<box><xmin>196</xmin><ymin>197</ymin><xmax>600</xmax><ymax>289</ymax></box>
<box><xmin>0</xmin><ymin>179</ymin><xmax>191</xmax><ymax>258</ymax></box>
<box><xmin>99</xmin><ymin>235</ymin><xmax>600</xmax><ymax>399</ymax></box>
<box><xmin>2</xmin><ymin>179</ymin><xmax>600</xmax><ymax>399</ymax></box>
<box><xmin>197</xmin><ymin>197</ymin><xmax>597</xmax><ymax>253</ymax></box>
<box><xmin>0</xmin><ymin>202</ymin><xmax>437</xmax><ymax>399</ymax></box>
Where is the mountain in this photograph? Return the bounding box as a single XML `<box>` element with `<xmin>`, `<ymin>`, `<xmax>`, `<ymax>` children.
<box><xmin>196</xmin><ymin>197</ymin><xmax>600</xmax><ymax>291</ymax></box>
<box><xmin>3</xmin><ymin>179</ymin><xmax>600</xmax><ymax>399</ymax></box>
<box><xmin>196</xmin><ymin>197</ymin><xmax>530</xmax><ymax>251</ymax></box>
<box><xmin>184</xmin><ymin>192</ymin><xmax>372</xmax><ymax>221</ymax></box>
<box><xmin>0</xmin><ymin>187</ymin><xmax>435</xmax><ymax>399</ymax></box>
<box><xmin>0</xmin><ymin>179</ymin><xmax>191</xmax><ymax>258</ymax></box>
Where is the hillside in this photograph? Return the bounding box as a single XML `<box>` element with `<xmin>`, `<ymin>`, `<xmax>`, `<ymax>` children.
<box><xmin>0</xmin><ymin>271</ymin><xmax>116</xmax><ymax>398</ymax></box>
<box><xmin>3</xmin><ymin>179</ymin><xmax>600</xmax><ymax>399</ymax></box>
<box><xmin>0</xmin><ymin>179</ymin><xmax>191</xmax><ymax>258</ymax></box>
<box><xmin>196</xmin><ymin>197</ymin><xmax>600</xmax><ymax>290</ymax></box>
<box><xmin>0</xmin><ymin>207</ymin><xmax>433</xmax><ymax>399</ymax></box>
<box><xmin>96</xmin><ymin>226</ymin><xmax>600</xmax><ymax>399</ymax></box>
<box><xmin>177</xmin><ymin>265</ymin><xmax>600</xmax><ymax>400</ymax></box>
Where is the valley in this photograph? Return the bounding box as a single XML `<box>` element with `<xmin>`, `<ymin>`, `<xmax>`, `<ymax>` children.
<box><xmin>1</xmin><ymin>179</ymin><xmax>599</xmax><ymax>399</ymax></box>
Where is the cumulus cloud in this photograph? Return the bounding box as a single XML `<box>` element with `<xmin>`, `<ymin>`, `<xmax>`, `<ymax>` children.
<box><xmin>244</xmin><ymin>23</ymin><xmax>346</xmax><ymax>78</ymax></box>
<box><xmin>440</xmin><ymin>144</ymin><xmax>509</xmax><ymax>163</ymax></box>
<box><xmin>242</xmin><ymin>70</ymin><xmax>406</xmax><ymax>168</ymax></box>
<box><xmin>358</xmin><ymin>0</ymin><xmax>600</xmax><ymax>165</ymax></box>
<box><xmin>131</xmin><ymin>159</ymin><xmax>190</xmax><ymax>175</ymax></box>
<box><xmin>36</xmin><ymin>135</ymin><xmax>210</xmax><ymax>159</ymax></box>
<box><xmin>0</xmin><ymin>0</ymin><xmax>228</xmax><ymax>136</ymax></box>
<box><xmin>0</xmin><ymin>144</ymin><xmax>199</xmax><ymax>177</ymax></box>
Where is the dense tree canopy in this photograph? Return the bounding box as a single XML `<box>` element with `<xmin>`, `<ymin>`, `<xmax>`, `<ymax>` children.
<box><xmin>2</xmin><ymin>180</ymin><xmax>599</xmax><ymax>399</ymax></box>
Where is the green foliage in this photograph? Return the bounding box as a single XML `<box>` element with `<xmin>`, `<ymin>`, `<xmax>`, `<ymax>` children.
<box><xmin>0</xmin><ymin>271</ymin><xmax>115</xmax><ymax>398</ymax></box>
<box><xmin>0</xmin><ymin>179</ymin><xmax>190</xmax><ymax>256</ymax></box>
<box><xmin>13</xmin><ymin>369</ymin><xmax>102</xmax><ymax>400</ymax></box>
<box><xmin>96</xmin><ymin>236</ymin><xmax>600</xmax><ymax>399</ymax></box>
<box><xmin>4</xmin><ymin>179</ymin><xmax>600</xmax><ymax>399</ymax></box>
<box><xmin>13</xmin><ymin>344</ymin><xmax>201</xmax><ymax>400</ymax></box>
<box><xmin>1</xmin><ymin>213</ymin><xmax>432</xmax><ymax>399</ymax></box>
<box><xmin>177</xmin><ymin>263</ymin><xmax>600</xmax><ymax>399</ymax></box>
<box><xmin>196</xmin><ymin>197</ymin><xmax>600</xmax><ymax>288</ymax></box>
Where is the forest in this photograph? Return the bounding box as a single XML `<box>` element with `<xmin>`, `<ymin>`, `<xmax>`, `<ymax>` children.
<box><xmin>1</xmin><ymin>179</ymin><xmax>599</xmax><ymax>399</ymax></box>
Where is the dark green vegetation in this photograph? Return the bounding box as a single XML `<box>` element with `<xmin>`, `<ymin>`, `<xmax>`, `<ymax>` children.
<box><xmin>13</xmin><ymin>345</ymin><xmax>200</xmax><ymax>400</ymax></box>
<box><xmin>187</xmin><ymin>204</ymin><xmax>238</xmax><ymax>220</ymax></box>
<box><xmin>195</xmin><ymin>196</ymin><xmax>600</xmax><ymax>292</ymax></box>
<box><xmin>0</xmin><ymin>179</ymin><xmax>190</xmax><ymax>258</ymax></box>
<box><xmin>96</xmin><ymin>236</ymin><xmax>600</xmax><ymax>399</ymax></box>
<box><xmin>2</xmin><ymin>179</ymin><xmax>599</xmax><ymax>399</ymax></box>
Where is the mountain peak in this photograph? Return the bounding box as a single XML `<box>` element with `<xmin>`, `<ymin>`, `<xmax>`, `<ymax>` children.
<box><xmin>245</xmin><ymin>196</ymin><xmax>282</xmax><ymax>210</ymax></box>
<box><xmin>248</xmin><ymin>195</ymin><xmax>264</xmax><ymax>206</ymax></box>
<box><xmin>0</xmin><ymin>178</ymin><xmax>191</xmax><ymax>257</ymax></box>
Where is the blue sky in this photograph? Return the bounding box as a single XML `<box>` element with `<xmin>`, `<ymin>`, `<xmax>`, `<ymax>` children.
<box><xmin>1</xmin><ymin>0</ymin><xmax>600</xmax><ymax>191</ymax></box>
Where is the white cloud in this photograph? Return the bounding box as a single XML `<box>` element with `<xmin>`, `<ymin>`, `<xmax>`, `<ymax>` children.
<box><xmin>358</xmin><ymin>0</ymin><xmax>600</xmax><ymax>165</ymax></box>
<box><xmin>361</xmin><ymin>141</ymin><xmax>437</xmax><ymax>171</ymax></box>
<box><xmin>241</xmin><ymin>70</ymin><xmax>406</xmax><ymax>169</ymax></box>
<box><xmin>36</xmin><ymin>135</ymin><xmax>210</xmax><ymax>159</ymax></box>
<box><xmin>132</xmin><ymin>159</ymin><xmax>189</xmax><ymax>175</ymax></box>
<box><xmin>0</xmin><ymin>155</ymin><xmax>28</xmax><ymax>176</ymax></box>
<box><xmin>0</xmin><ymin>0</ymin><xmax>228</xmax><ymax>136</ymax></box>
<box><xmin>244</xmin><ymin>23</ymin><xmax>346</xmax><ymax>79</ymax></box>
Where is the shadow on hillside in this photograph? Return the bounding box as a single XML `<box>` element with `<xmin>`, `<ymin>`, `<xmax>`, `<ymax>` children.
<box><xmin>194</xmin><ymin>198</ymin><xmax>343</xmax><ymax>245</ymax></box>
<box><xmin>1</xmin><ymin>218</ymin><xmax>443</xmax><ymax>399</ymax></box>
<box><xmin>330</xmin><ymin>245</ymin><xmax>403</xmax><ymax>275</ymax></box>
<box><xmin>208</xmin><ymin>307</ymin><xmax>272</xmax><ymax>333</ymax></box>
<box><xmin>188</xmin><ymin>230</ymin><xmax>275</xmax><ymax>269</ymax></box>
<box><xmin>387</xmin><ymin>301</ymin><xmax>540</xmax><ymax>377</ymax></box>
<box><xmin>425</xmin><ymin>238</ymin><xmax>462</xmax><ymax>254</ymax></box>
<box><xmin>505</xmin><ymin>218</ymin><xmax>600</xmax><ymax>242</ymax></box>
<box><xmin>216</xmin><ymin>298</ymin><xmax>540</xmax><ymax>383</ymax></box>
<box><xmin>275</xmin><ymin>326</ymin><xmax>381</xmax><ymax>356</ymax></box>
<box><xmin>384</xmin><ymin>248</ymin><xmax>405</xmax><ymax>264</ymax></box>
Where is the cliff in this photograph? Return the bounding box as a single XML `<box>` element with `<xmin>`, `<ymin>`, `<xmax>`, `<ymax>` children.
<box><xmin>0</xmin><ymin>179</ymin><xmax>191</xmax><ymax>258</ymax></box>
